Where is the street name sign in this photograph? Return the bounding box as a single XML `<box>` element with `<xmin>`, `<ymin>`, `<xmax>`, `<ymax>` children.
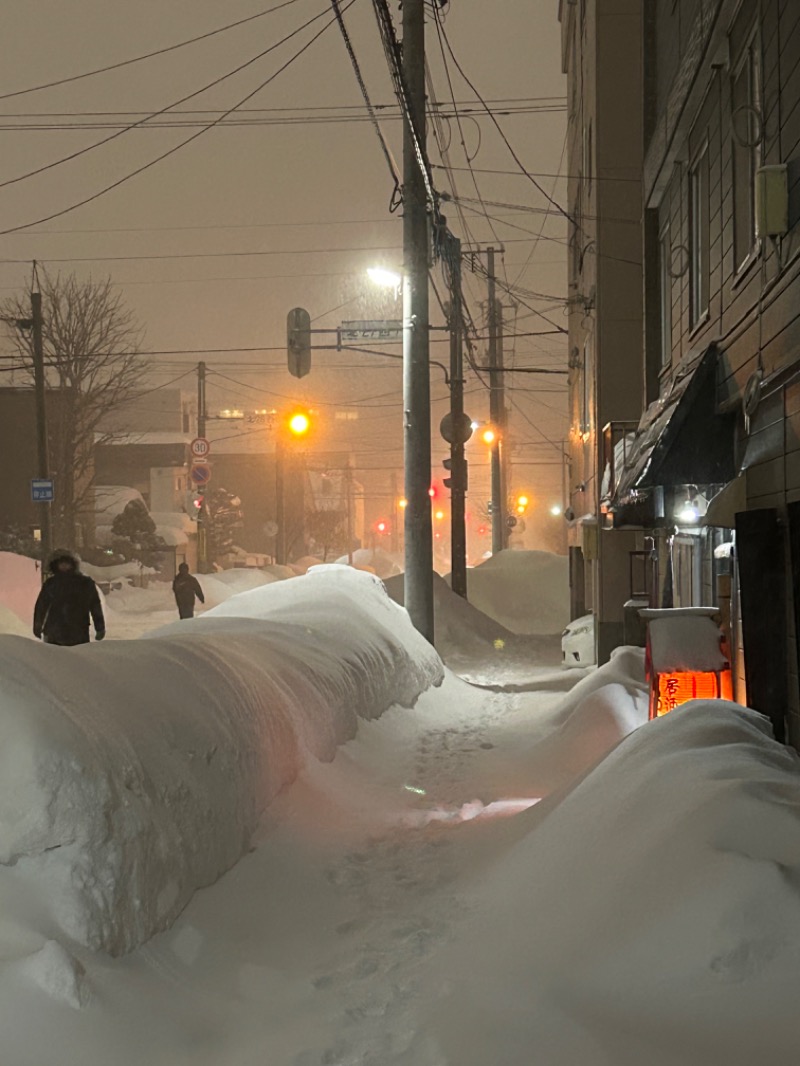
<box><xmin>340</xmin><ymin>319</ymin><xmax>402</xmax><ymax>343</ymax></box>
<box><xmin>31</xmin><ymin>478</ymin><xmax>54</xmax><ymax>502</ymax></box>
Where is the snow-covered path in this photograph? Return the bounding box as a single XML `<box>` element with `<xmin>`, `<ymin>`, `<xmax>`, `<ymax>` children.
<box><xmin>0</xmin><ymin>666</ymin><xmax>568</xmax><ymax>1066</ymax></box>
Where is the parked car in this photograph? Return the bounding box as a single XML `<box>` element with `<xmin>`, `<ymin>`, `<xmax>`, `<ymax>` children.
<box><xmin>562</xmin><ymin>613</ymin><xmax>596</xmax><ymax>667</ymax></box>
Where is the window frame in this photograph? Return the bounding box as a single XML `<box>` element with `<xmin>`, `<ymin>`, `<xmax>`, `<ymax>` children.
<box><xmin>688</xmin><ymin>139</ymin><xmax>711</xmax><ymax>330</ymax></box>
<box><xmin>730</xmin><ymin>25</ymin><xmax>763</xmax><ymax>278</ymax></box>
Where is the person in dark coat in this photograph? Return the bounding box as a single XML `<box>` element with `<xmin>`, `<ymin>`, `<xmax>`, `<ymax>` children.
<box><xmin>172</xmin><ymin>562</ymin><xmax>205</xmax><ymax>619</ymax></box>
<box><xmin>33</xmin><ymin>550</ymin><xmax>106</xmax><ymax>646</ymax></box>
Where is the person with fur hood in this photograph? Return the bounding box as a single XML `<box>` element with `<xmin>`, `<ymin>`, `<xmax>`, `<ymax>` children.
<box><xmin>33</xmin><ymin>549</ymin><xmax>106</xmax><ymax>646</ymax></box>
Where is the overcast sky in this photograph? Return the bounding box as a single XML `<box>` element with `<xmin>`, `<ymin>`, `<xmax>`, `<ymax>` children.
<box><xmin>0</xmin><ymin>0</ymin><xmax>568</xmax><ymax>511</ymax></box>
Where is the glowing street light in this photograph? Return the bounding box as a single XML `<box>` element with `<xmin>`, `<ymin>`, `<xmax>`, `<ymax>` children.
<box><xmin>481</xmin><ymin>427</ymin><xmax>496</xmax><ymax>446</ymax></box>
<box><xmin>367</xmin><ymin>266</ymin><xmax>402</xmax><ymax>290</ymax></box>
<box><xmin>550</xmin><ymin>504</ymin><xmax>562</xmax><ymax>516</ymax></box>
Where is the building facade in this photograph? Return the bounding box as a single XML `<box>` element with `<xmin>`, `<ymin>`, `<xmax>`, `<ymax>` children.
<box><xmin>592</xmin><ymin>0</ymin><xmax>800</xmax><ymax>747</ymax></box>
<box><xmin>559</xmin><ymin>0</ymin><xmax>645</xmax><ymax>662</ymax></box>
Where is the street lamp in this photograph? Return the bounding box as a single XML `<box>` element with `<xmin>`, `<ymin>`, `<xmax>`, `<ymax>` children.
<box><xmin>367</xmin><ymin>266</ymin><xmax>402</xmax><ymax>292</ymax></box>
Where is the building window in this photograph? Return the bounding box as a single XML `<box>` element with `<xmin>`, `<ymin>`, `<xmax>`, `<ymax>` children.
<box><xmin>689</xmin><ymin>144</ymin><xmax>710</xmax><ymax>327</ymax></box>
<box><xmin>659</xmin><ymin>224</ymin><xmax>672</xmax><ymax>367</ymax></box>
<box><xmin>731</xmin><ymin>32</ymin><xmax>762</xmax><ymax>272</ymax></box>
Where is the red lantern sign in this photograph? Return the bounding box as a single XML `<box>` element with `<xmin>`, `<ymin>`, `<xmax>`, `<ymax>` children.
<box><xmin>642</xmin><ymin>608</ymin><xmax>735</xmax><ymax>720</ymax></box>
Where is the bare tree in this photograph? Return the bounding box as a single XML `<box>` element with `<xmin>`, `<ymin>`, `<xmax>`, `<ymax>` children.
<box><xmin>2</xmin><ymin>272</ymin><xmax>146</xmax><ymax>546</ymax></box>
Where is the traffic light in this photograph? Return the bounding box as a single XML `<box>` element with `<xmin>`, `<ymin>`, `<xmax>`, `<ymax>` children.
<box><xmin>287</xmin><ymin>411</ymin><xmax>311</xmax><ymax>436</ymax></box>
<box><xmin>515</xmin><ymin>493</ymin><xmax>530</xmax><ymax>515</ymax></box>
<box><xmin>190</xmin><ymin>493</ymin><xmax>204</xmax><ymax>521</ymax></box>
<box><xmin>287</xmin><ymin>307</ymin><xmax>311</xmax><ymax>378</ymax></box>
<box><xmin>442</xmin><ymin>454</ymin><xmax>468</xmax><ymax>491</ymax></box>
<box><xmin>373</xmin><ymin>518</ymin><xmax>390</xmax><ymax>535</ymax></box>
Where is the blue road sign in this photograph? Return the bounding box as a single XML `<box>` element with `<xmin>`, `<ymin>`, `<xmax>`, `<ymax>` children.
<box><xmin>31</xmin><ymin>478</ymin><xmax>54</xmax><ymax>502</ymax></box>
<box><xmin>190</xmin><ymin>464</ymin><xmax>211</xmax><ymax>486</ymax></box>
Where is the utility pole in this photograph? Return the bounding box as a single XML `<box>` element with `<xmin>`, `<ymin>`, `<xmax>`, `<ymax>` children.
<box><xmin>447</xmin><ymin>236</ymin><xmax>468</xmax><ymax>598</ymax></box>
<box><xmin>345</xmin><ymin>461</ymin><xmax>354</xmax><ymax>565</ymax></box>
<box><xmin>275</xmin><ymin>434</ymin><xmax>286</xmax><ymax>565</ymax></box>
<box><xmin>402</xmin><ymin>0</ymin><xmax>434</xmax><ymax>644</ymax></box>
<box><xmin>196</xmin><ymin>360</ymin><xmax>208</xmax><ymax>571</ymax></box>
<box><xmin>486</xmin><ymin>247</ymin><xmax>508</xmax><ymax>555</ymax></box>
<box><xmin>31</xmin><ymin>290</ymin><xmax>53</xmax><ymax>572</ymax></box>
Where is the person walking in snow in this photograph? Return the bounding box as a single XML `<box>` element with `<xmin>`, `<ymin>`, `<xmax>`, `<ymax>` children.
<box><xmin>172</xmin><ymin>562</ymin><xmax>205</xmax><ymax>619</ymax></box>
<box><xmin>33</xmin><ymin>549</ymin><xmax>106</xmax><ymax>646</ymax></box>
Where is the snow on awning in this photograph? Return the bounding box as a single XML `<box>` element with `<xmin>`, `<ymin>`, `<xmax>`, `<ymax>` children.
<box><xmin>612</xmin><ymin>345</ymin><xmax>736</xmax><ymax>505</ymax></box>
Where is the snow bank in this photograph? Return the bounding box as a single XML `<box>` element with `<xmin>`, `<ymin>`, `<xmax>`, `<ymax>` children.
<box><xmin>474</xmin><ymin>646</ymin><xmax>648</xmax><ymax>799</ymax></box>
<box><xmin>435</xmin><ymin>700</ymin><xmax>800</xmax><ymax>1065</ymax></box>
<box><xmin>0</xmin><ymin>568</ymin><xmax>442</xmax><ymax>955</ymax></box>
<box><xmin>464</xmin><ymin>549</ymin><xmax>569</xmax><ymax>635</ymax></box>
<box><xmin>199</xmin><ymin>568</ymin><xmax>281</xmax><ymax>607</ymax></box>
<box><xmin>334</xmin><ymin>547</ymin><xmax>403</xmax><ymax>579</ymax></box>
<box><xmin>0</xmin><ymin>551</ymin><xmax>40</xmax><ymax>626</ymax></box>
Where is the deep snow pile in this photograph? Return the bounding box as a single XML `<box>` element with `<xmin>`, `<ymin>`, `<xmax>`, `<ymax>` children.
<box><xmin>0</xmin><ymin>567</ymin><xmax>442</xmax><ymax>955</ymax></box>
<box><xmin>464</xmin><ymin>549</ymin><xmax>569</xmax><ymax>635</ymax></box>
<box><xmin>384</xmin><ymin>571</ymin><xmax>562</xmax><ymax>679</ymax></box>
<box><xmin>0</xmin><ymin>551</ymin><xmax>40</xmax><ymax>631</ymax></box>
<box><xmin>433</xmin><ymin>700</ymin><xmax>800</xmax><ymax>1065</ymax></box>
<box><xmin>334</xmin><ymin>547</ymin><xmax>403</xmax><ymax>579</ymax></box>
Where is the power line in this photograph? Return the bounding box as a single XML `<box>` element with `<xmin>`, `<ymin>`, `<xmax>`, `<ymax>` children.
<box><xmin>329</xmin><ymin>0</ymin><xmax>400</xmax><ymax>199</ymax></box>
<box><xmin>0</xmin><ymin>103</ymin><xmax>565</xmax><ymax>129</ymax></box>
<box><xmin>0</xmin><ymin>1</ymin><xmax>355</xmax><ymax>237</ymax></box>
<box><xmin>432</xmin><ymin>163</ymin><xmax>640</xmax><ymax>183</ymax></box>
<box><xmin>0</xmin><ymin>242</ymin><xmax>403</xmax><ymax>264</ymax></box>
<box><xmin>433</xmin><ymin>7</ymin><xmax>574</xmax><ymax>228</ymax></box>
<box><xmin>0</xmin><ymin>0</ymin><xmax>307</xmax><ymax>101</ymax></box>
<box><xmin>0</xmin><ymin>2</ymin><xmax>341</xmax><ymax>193</ymax></box>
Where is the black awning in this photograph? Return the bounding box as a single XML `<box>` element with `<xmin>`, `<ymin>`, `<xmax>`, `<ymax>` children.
<box><xmin>613</xmin><ymin>344</ymin><xmax>737</xmax><ymax>505</ymax></box>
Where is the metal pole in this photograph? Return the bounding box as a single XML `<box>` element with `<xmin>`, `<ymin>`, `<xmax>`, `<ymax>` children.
<box><xmin>448</xmin><ymin>236</ymin><xmax>468</xmax><ymax>598</ymax></box>
<box><xmin>497</xmin><ymin>302</ymin><xmax>509</xmax><ymax>550</ymax></box>
<box><xmin>345</xmin><ymin>462</ymin><xmax>354</xmax><ymax>565</ymax></box>
<box><xmin>487</xmin><ymin>248</ymin><xmax>504</xmax><ymax>554</ymax></box>
<box><xmin>31</xmin><ymin>291</ymin><xmax>53</xmax><ymax>574</ymax></box>
<box><xmin>402</xmin><ymin>0</ymin><xmax>434</xmax><ymax>643</ymax></box>
<box><xmin>196</xmin><ymin>361</ymin><xmax>208</xmax><ymax>571</ymax></box>
<box><xmin>275</xmin><ymin>434</ymin><xmax>286</xmax><ymax>565</ymax></box>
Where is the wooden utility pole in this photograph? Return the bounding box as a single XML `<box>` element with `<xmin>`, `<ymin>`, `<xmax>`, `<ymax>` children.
<box><xmin>31</xmin><ymin>290</ymin><xmax>53</xmax><ymax>573</ymax></box>
<box><xmin>402</xmin><ymin>0</ymin><xmax>434</xmax><ymax>644</ymax></box>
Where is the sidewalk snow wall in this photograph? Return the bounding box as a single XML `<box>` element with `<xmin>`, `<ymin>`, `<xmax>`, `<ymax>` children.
<box><xmin>0</xmin><ymin>568</ymin><xmax>443</xmax><ymax>955</ymax></box>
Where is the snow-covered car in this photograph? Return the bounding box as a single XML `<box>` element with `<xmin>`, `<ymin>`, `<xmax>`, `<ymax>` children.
<box><xmin>562</xmin><ymin>613</ymin><xmax>595</xmax><ymax>667</ymax></box>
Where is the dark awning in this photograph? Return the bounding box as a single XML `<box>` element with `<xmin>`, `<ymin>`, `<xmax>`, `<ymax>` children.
<box><xmin>613</xmin><ymin>344</ymin><xmax>737</xmax><ymax>505</ymax></box>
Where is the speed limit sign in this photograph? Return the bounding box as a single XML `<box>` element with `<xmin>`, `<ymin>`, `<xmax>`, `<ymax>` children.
<box><xmin>190</xmin><ymin>437</ymin><xmax>211</xmax><ymax>459</ymax></box>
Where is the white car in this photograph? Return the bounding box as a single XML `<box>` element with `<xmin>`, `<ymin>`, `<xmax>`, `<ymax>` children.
<box><xmin>561</xmin><ymin>613</ymin><xmax>596</xmax><ymax>667</ymax></box>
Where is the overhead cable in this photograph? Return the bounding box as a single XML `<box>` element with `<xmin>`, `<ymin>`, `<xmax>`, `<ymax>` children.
<box><xmin>0</xmin><ymin>1</ymin><xmax>356</xmax><ymax>237</ymax></box>
<box><xmin>0</xmin><ymin>0</ymin><xmax>307</xmax><ymax>101</ymax></box>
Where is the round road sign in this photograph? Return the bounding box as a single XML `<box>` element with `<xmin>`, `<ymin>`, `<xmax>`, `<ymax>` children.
<box><xmin>190</xmin><ymin>437</ymin><xmax>211</xmax><ymax>459</ymax></box>
<box><xmin>190</xmin><ymin>464</ymin><xmax>212</xmax><ymax>486</ymax></box>
<box><xmin>440</xmin><ymin>411</ymin><xmax>474</xmax><ymax>445</ymax></box>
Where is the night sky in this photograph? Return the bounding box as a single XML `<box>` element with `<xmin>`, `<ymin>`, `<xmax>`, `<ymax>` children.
<box><xmin>0</xmin><ymin>0</ymin><xmax>567</xmax><ymax>526</ymax></box>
